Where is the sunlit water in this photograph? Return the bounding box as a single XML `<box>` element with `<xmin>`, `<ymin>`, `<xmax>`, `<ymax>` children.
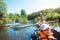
<box><xmin>7</xmin><ymin>20</ymin><xmax>37</xmax><ymax>40</ymax></box>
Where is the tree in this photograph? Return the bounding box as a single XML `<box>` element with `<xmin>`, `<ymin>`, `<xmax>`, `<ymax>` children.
<box><xmin>21</xmin><ymin>9</ymin><xmax>27</xmax><ymax>16</ymax></box>
<box><xmin>0</xmin><ymin>0</ymin><xmax>7</xmax><ymax>19</ymax></box>
<box><xmin>3</xmin><ymin>13</ymin><xmax>10</xmax><ymax>22</ymax></box>
<box><xmin>9</xmin><ymin>13</ymin><xmax>17</xmax><ymax>20</ymax></box>
<box><xmin>20</xmin><ymin>9</ymin><xmax>27</xmax><ymax>24</ymax></box>
<box><xmin>0</xmin><ymin>0</ymin><xmax>7</xmax><ymax>32</ymax></box>
<box><xmin>54</xmin><ymin>7</ymin><xmax>60</xmax><ymax>14</ymax></box>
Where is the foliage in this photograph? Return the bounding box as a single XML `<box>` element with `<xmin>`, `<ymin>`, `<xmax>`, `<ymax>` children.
<box><xmin>0</xmin><ymin>0</ymin><xmax>7</xmax><ymax>19</ymax></box>
<box><xmin>54</xmin><ymin>7</ymin><xmax>60</xmax><ymax>14</ymax></box>
<box><xmin>2</xmin><ymin>9</ymin><xmax>28</xmax><ymax>24</ymax></box>
<box><xmin>34</xmin><ymin>17</ymin><xmax>40</xmax><ymax>23</ymax></box>
<box><xmin>28</xmin><ymin>12</ymin><xmax>40</xmax><ymax>20</ymax></box>
<box><xmin>21</xmin><ymin>9</ymin><xmax>27</xmax><ymax>17</ymax></box>
<box><xmin>28</xmin><ymin>7</ymin><xmax>60</xmax><ymax>22</ymax></box>
<box><xmin>20</xmin><ymin>9</ymin><xmax>27</xmax><ymax>24</ymax></box>
<box><xmin>3</xmin><ymin>13</ymin><xmax>10</xmax><ymax>22</ymax></box>
<box><xmin>0</xmin><ymin>0</ymin><xmax>7</xmax><ymax>32</ymax></box>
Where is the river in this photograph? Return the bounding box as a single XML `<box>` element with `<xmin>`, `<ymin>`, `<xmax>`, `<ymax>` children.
<box><xmin>7</xmin><ymin>20</ymin><xmax>37</xmax><ymax>40</ymax></box>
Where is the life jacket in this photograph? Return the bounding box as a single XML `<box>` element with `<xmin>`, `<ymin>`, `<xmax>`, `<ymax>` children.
<box><xmin>38</xmin><ymin>31</ymin><xmax>53</xmax><ymax>40</ymax></box>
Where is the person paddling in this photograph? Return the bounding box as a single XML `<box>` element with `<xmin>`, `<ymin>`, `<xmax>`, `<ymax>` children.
<box><xmin>36</xmin><ymin>15</ymin><xmax>48</xmax><ymax>28</ymax></box>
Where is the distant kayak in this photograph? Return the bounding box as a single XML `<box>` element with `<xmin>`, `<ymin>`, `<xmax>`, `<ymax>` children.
<box><xmin>6</xmin><ymin>23</ymin><xmax>20</xmax><ymax>27</ymax></box>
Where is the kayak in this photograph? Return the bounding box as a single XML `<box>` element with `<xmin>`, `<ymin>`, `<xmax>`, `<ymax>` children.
<box><xmin>6</xmin><ymin>23</ymin><xmax>19</xmax><ymax>26</ymax></box>
<box><xmin>6</xmin><ymin>23</ymin><xmax>20</xmax><ymax>28</ymax></box>
<box><xmin>31</xmin><ymin>28</ymin><xmax>60</xmax><ymax>40</ymax></box>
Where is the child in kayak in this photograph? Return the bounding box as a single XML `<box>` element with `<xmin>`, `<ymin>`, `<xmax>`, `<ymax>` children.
<box><xmin>37</xmin><ymin>23</ymin><xmax>57</xmax><ymax>40</ymax></box>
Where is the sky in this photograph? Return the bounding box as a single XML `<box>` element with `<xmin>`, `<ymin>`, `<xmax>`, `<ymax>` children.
<box><xmin>5</xmin><ymin>0</ymin><xmax>60</xmax><ymax>14</ymax></box>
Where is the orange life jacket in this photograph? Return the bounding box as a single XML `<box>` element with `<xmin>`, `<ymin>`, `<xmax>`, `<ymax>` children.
<box><xmin>38</xmin><ymin>31</ymin><xmax>53</xmax><ymax>40</ymax></box>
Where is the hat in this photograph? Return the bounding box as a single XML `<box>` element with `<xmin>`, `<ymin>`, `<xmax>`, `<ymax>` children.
<box><xmin>40</xmin><ymin>23</ymin><xmax>50</xmax><ymax>30</ymax></box>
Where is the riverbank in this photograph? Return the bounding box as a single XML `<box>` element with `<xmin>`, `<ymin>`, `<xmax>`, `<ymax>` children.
<box><xmin>0</xmin><ymin>31</ymin><xmax>8</xmax><ymax>40</ymax></box>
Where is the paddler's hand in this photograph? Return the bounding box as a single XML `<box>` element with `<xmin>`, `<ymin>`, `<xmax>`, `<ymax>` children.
<box><xmin>35</xmin><ymin>24</ymin><xmax>40</xmax><ymax>28</ymax></box>
<box><xmin>48</xmin><ymin>36</ymin><xmax>57</xmax><ymax>40</ymax></box>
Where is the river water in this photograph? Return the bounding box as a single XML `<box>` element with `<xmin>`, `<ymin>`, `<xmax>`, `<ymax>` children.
<box><xmin>7</xmin><ymin>20</ymin><xmax>37</xmax><ymax>40</ymax></box>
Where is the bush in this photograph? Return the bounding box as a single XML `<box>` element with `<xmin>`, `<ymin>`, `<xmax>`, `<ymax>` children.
<box><xmin>34</xmin><ymin>17</ymin><xmax>40</xmax><ymax>23</ymax></box>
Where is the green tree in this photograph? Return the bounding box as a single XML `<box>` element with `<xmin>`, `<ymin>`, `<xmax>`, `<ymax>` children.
<box><xmin>54</xmin><ymin>7</ymin><xmax>60</xmax><ymax>14</ymax></box>
<box><xmin>28</xmin><ymin>7</ymin><xmax>60</xmax><ymax>22</ymax></box>
<box><xmin>20</xmin><ymin>9</ymin><xmax>27</xmax><ymax>24</ymax></box>
<box><xmin>0</xmin><ymin>0</ymin><xmax>7</xmax><ymax>19</ymax></box>
<box><xmin>0</xmin><ymin>0</ymin><xmax>8</xmax><ymax>40</ymax></box>
<box><xmin>0</xmin><ymin>0</ymin><xmax>7</xmax><ymax>32</ymax></box>
<box><xmin>21</xmin><ymin>9</ymin><xmax>27</xmax><ymax>17</ymax></box>
<box><xmin>3</xmin><ymin>13</ymin><xmax>10</xmax><ymax>22</ymax></box>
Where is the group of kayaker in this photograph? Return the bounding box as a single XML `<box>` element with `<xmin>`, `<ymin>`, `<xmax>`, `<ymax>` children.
<box><xmin>35</xmin><ymin>15</ymin><xmax>57</xmax><ymax>40</ymax></box>
<box><xmin>11</xmin><ymin>19</ymin><xmax>19</xmax><ymax>23</ymax></box>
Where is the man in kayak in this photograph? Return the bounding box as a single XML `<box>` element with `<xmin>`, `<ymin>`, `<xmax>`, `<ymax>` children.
<box><xmin>38</xmin><ymin>23</ymin><xmax>57</xmax><ymax>40</ymax></box>
<box><xmin>36</xmin><ymin>15</ymin><xmax>48</xmax><ymax>28</ymax></box>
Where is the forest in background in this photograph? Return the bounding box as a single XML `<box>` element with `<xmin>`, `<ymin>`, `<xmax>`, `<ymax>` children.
<box><xmin>28</xmin><ymin>7</ymin><xmax>60</xmax><ymax>22</ymax></box>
